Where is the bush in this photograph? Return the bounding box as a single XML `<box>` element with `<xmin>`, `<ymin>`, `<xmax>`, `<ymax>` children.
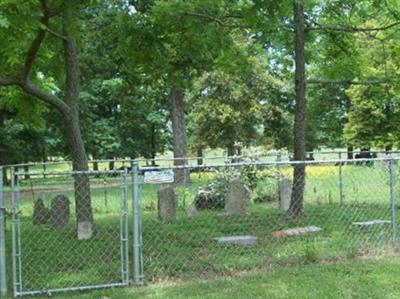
<box><xmin>205</xmin><ymin>158</ymin><xmax>278</xmax><ymax>208</ymax></box>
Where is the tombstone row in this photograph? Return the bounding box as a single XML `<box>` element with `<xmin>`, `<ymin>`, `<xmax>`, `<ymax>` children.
<box><xmin>33</xmin><ymin>195</ymin><xmax>70</xmax><ymax>229</ymax></box>
<box><xmin>157</xmin><ymin>178</ymin><xmax>252</xmax><ymax>221</ymax></box>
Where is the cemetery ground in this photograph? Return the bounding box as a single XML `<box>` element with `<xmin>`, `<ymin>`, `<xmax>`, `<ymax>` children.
<box><xmin>3</xmin><ymin>160</ymin><xmax>398</xmax><ymax>297</ymax></box>
<box><xmin>49</xmin><ymin>255</ymin><xmax>400</xmax><ymax>299</ymax></box>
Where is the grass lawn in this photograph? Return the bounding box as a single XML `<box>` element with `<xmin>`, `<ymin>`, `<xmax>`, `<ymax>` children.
<box><xmin>47</xmin><ymin>255</ymin><xmax>400</xmax><ymax>299</ymax></box>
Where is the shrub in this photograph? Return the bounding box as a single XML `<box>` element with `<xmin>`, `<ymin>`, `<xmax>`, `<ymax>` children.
<box><xmin>205</xmin><ymin>158</ymin><xmax>279</xmax><ymax>208</ymax></box>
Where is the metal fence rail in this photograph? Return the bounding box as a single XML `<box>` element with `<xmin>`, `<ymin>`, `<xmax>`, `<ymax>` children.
<box><xmin>0</xmin><ymin>157</ymin><xmax>399</xmax><ymax>297</ymax></box>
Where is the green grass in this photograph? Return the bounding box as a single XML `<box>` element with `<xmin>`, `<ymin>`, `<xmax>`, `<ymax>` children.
<box><xmin>34</xmin><ymin>255</ymin><xmax>400</xmax><ymax>299</ymax></box>
<box><xmin>3</xmin><ymin>162</ymin><xmax>399</xmax><ymax>297</ymax></box>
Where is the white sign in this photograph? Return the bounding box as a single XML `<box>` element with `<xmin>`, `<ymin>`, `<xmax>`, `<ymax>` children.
<box><xmin>144</xmin><ymin>170</ymin><xmax>174</xmax><ymax>184</ymax></box>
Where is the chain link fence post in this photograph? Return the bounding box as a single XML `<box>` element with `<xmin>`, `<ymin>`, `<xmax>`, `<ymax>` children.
<box><xmin>338</xmin><ymin>152</ymin><xmax>344</xmax><ymax>206</ymax></box>
<box><xmin>183</xmin><ymin>161</ymin><xmax>189</xmax><ymax>208</ymax></box>
<box><xmin>121</xmin><ymin>167</ymin><xmax>130</xmax><ymax>285</ymax></box>
<box><xmin>0</xmin><ymin>166</ymin><xmax>7</xmax><ymax>298</ymax></box>
<box><xmin>131</xmin><ymin>161</ymin><xmax>144</xmax><ymax>285</ymax></box>
<box><xmin>11</xmin><ymin>166</ymin><xmax>22</xmax><ymax>296</ymax></box>
<box><xmin>389</xmin><ymin>157</ymin><xmax>397</xmax><ymax>245</ymax></box>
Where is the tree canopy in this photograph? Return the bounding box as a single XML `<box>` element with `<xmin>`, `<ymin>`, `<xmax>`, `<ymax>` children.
<box><xmin>2</xmin><ymin>0</ymin><xmax>400</xmax><ymax>218</ymax></box>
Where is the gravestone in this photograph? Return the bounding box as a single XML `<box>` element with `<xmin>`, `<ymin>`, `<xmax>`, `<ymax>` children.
<box><xmin>352</xmin><ymin>219</ymin><xmax>391</xmax><ymax>227</ymax></box>
<box><xmin>50</xmin><ymin>194</ymin><xmax>70</xmax><ymax>229</ymax></box>
<box><xmin>32</xmin><ymin>198</ymin><xmax>49</xmax><ymax>225</ymax></box>
<box><xmin>157</xmin><ymin>185</ymin><xmax>176</xmax><ymax>221</ymax></box>
<box><xmin>213</xmin><ymin>235</ymin><xmax>258</xmax><ymax>245</ymax></box>
<box><xmin>279</xmin><ymin>178</ymin><xmax>292</xmax><ymax>212</ymax></box>
<box><xmin>186</xmin><ymin>203</ymin><xmax>198</xmax><ymax>218</ymax></box>
<box><xmin>272</xmin><ymin>226</ymin><xmax>322</xmax><ymax>239</ymax></box>
<box><xmin>224</xmin><ymin>179</ymin><xmax>251</xmax><ymax>215</ymax></box>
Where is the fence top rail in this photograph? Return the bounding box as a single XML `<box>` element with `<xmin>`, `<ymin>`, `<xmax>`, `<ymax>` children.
<box><xmin>138</xmin><ymin>156</ymin><xmax>399</xmax><ymax>171</ymax></box>
<box><xmin>13</xmin><ymin>170</ymin><xmax>126</xmax><ymax>177</ymax></box>
<box><xmin>2</xmin><ymin>150</ymin><xmax>400</xmax><ymax>169</ymax></box>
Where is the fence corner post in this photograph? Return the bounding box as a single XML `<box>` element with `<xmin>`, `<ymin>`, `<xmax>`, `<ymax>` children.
<box><xmin>0</xmin><ymin>166</ymin><xmax>7</xmax><ymax>298</ymax></box>
<box><xmin>131</xmin><ymin>161</ymin><xmax>144</xmax><ymax>285</ymax></box>
<box><xmin>389</xmin><ymin>157</ymin><xmax>397</xmax><ymax>245</ymax></box>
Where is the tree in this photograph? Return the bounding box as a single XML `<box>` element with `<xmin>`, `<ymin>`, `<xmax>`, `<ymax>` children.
<box><xmin>0</xmin><ymin>1</ymin><xmax>93</xmax><ymax>239</ymax></box>
<box><xmin>119</xmin><ymin>0</ymin><xmax>246</xmax><ymax>184</ymax></box>
<box><xmin>287</xmin><ymin>0</ymin><xmax>307</xmax><ymax>218</ymax></box>
<box><xmin>188</xmin><ymin>46</ymin><xmax>285</xmax><ymax>155</ymax></box>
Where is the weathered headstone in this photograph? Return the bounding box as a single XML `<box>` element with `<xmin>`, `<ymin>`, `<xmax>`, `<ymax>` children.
<box><xmin>279</xmin><ymin>178</ymin><xmax>292</xmax><ymax>212</ymax></box>
<box><xmin>32</xmin><ymin>198</ymin><xmax>49</xmax><ymax>225</ymax></box>
<box><xmin>157</xmin><ymin>185</ymin><xmax>176</xmax><ymax>221</ymax></box>
<box><xmin>213</xmin><ymin>235</ymin><xmax>258</xmax><ymax>245</ymax></box>
<box><xmin>272</xmin><ymin>226</ymin><xmax>322</xmax><ymax>239</ymax></box>
<box><xmin>352</xmin><ymin>219</ymin><xmax>391</xmax><ymax>227</ymax></box>
<box><xmin>224</xmin><ymin>179</ymin><xmax>251</xmax><ymax>215</ymax></box>
<box><xmin>186</xmin><ymin>203</ymin><xmax>198</xmax><ymax>218</ymax></box>
<box><xmin>50</xmin><ymin>194</ymin><xmax>70</xmax><ymax>229</ymax></box>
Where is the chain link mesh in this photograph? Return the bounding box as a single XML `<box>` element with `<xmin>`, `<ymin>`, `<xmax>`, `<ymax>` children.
<box><xmin>139</xmin><ymin>158</ymin><xmax>398</xmax><ymax>283</ymax></box>
<box><xmin>9</xmin><ymin>169</ymin><xmax>129</xmax><ymax>296</ymax></box>
<box><xmin>1</xmin><ymin>157</ymin><xmax>399</xmax><ymax>297</ymax></box>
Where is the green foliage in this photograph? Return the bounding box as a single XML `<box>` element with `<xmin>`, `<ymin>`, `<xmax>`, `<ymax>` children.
<box><xmin>345</xmin><ymin>84</ymin><xmax>400</xmax><ymax>148</ymax></box>
<box><xmin>118</xmin><ymin>0</ymin><xmax>243</xmax><ymax>89</ymax></box>
<box><xmin>206</xmin><ymin>158</ymin><xmax>277</xmax><ymax>207</ymax></box>
<box><xmin>189</xmin><ymin>48</ymin><xmax>288</xmax><ymax>151</ymax></box>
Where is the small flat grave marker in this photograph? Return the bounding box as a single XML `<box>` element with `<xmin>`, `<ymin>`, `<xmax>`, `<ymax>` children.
<box><xmin>272</xmin><ymin>226</ymin><xmax>322</xmax><ymax>239</ymax></box>
<box><xmin>352</xmin><ymin>219</ymin><xmax>391</xmax><ymax>227</ymax></box>
<box><xmin>213</xmin><ymin>235</ymin><xmax>258</xmax><ymax>245</ymax></box>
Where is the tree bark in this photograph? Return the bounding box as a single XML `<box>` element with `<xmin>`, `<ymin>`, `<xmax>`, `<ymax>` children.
<box><xmin>2</xmin><ymin>168</ymin><xmax>8</xmax><ymax>187</ymax></box>
<box><xmin>171</xmin><ymin>89</ymin><xmax>189</xmax><ymax>185</ymax></box>
<box><xmin>109</xmin><ymin>160</ymin><xmax>115</xmax><ymax>171</ymax></box>
<box><xmin>288</xmin><ymin>0</ymin><xmax>306</xmax><ymax>218</ymax></box>
<box><xmin>62</xmin><ymin>3</ymin><xmax>93</xmax><ymax>239</ymax></box>
<box><xmin>93</xmin><ymin>161</ymin><xmax>99</xmax><ymax>171</ymax></box>
<box><xmin>197</xmin><ymin>147</ymin><xmax>203</xmax><ymax>166</ymax></box>
<box><xmin>227</xmin><ymin>143</ymin><xmax>235</xmax><ymax>158</ymax></box>
<box><xmin>150</xmin><ymin>123</ymin><xmax>157</xmax><ymax>166</ymax></box>
<box><xmin>24</xmin><ymin>164</ymin><xmax>30</xmax><ymax>180</ymax></box>
<box><xmin>347</xmin><ymin>145</ymin><xmax>354</xmax><ymax>159</ymax></box>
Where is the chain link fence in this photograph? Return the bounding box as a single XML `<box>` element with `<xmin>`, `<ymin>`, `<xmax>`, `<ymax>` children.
<box><xmin>138</xmin><ymin>157</ymin><xmax>398</xmax><ymax>283</ymax></box>
<box><xmin>0</xmin><ymin>157</ymin><xmax>399</xmax><ymax>297</ymax></box>
<box><xmin>4</xmin><ymin>169</ymin><xmax>130</xmax><ymax>297</ymax></box>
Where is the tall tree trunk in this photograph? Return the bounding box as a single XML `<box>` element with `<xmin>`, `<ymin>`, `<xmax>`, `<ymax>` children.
<box><xmin>227</xmin><ymin>143</ymin><xmax>235</xmax><ymax>158</ymax></box>
<box><xmin>171</xmin><ymin>89</ymin><xmax>189</xmax><ymax>185</ymax></box>
<box><xmin>2</xmin><ymin>167</ymin><xmax>8</xmax><ymax>187</ymax></box>
<box><xmin>347</xmin><ymin>145</ymin><xmax>354</xmax><ymax>159</ymax></box>
<box><xmin>109</xmin><ymin>160</ymin><xmax>115</xmax><ymax>171</ymax></box>
<box><xmin>150</xmin><ymin>123</ymin><xmax>157</xmax><ymax>166</ymax></box>
<box><xmin>288</xmin><ymin>0</ymin><xmax>306</xmax><ymax>218</ymax></box>
<box><xmin>63</xmin><ymin>4</ymin><xmax>93</xmax><ymax>239</ymax></box>
<box><xmin>23</xmin><ymin>163</ymin><xmax>30</xmax><ymax>180</ymax></box>
<box><xmin>197</xmin><ymin>147</ymin><xmax>203</xmax><ymax>166</ymax></box>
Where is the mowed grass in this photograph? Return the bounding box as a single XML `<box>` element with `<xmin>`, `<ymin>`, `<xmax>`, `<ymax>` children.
<box><xmin>3</xmin><ymin>162</ymin><xmax>399</xmax><ymax>296</ymax></box>
<box><xmin>41</xmin><ymin>255</ymin><xmax>400</xmax><ymax>299</ymax></box>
